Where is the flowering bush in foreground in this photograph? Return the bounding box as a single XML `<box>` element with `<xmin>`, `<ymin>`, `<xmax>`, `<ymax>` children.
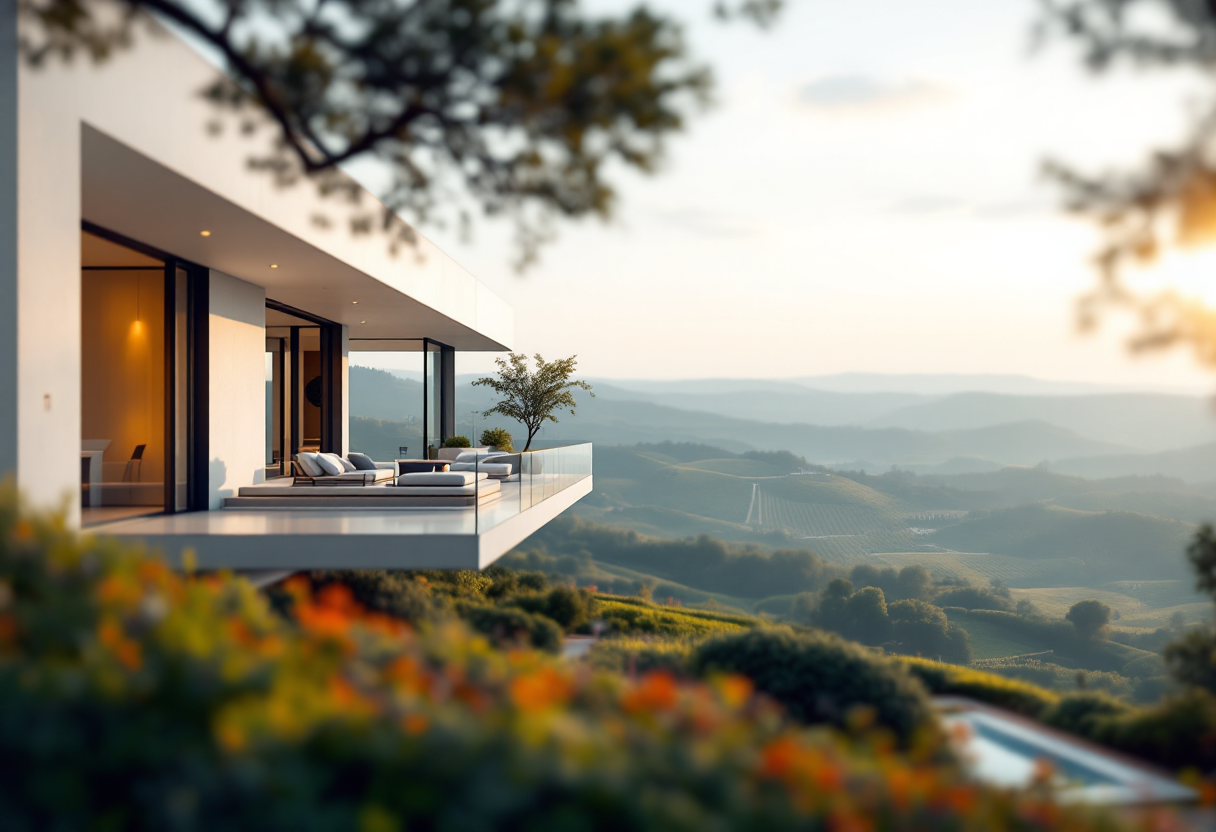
<box><xmin>0</xmin><ymin>492</ymin><xmax>1170</xmax><ymax>831</ymax></box>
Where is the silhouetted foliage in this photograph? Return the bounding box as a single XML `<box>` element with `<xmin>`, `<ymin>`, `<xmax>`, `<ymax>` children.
<box><xmin>1037</xmin><ymin>0</ymin><xmax>1216</xmax><ymax>362</ymax></box>
<box><xmin>20</xmin><ymin>0</ymin><xmax>781</xmax><ymax>267</ymax></box>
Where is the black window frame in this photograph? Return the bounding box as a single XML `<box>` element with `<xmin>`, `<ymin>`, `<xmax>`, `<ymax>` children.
<box><xmin>80</xmin><ymin>221</ymin><xmax>209</xmax><ymax>513</ymax></box>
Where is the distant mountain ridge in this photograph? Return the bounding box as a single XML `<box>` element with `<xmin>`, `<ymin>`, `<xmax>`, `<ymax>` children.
<box><xmin>599</xmin><ymin>373</ymin><xmax>1206</xmax><ymax>397</ymax></box>
<box><xmin>347</xmin><ymin>366</ymin><xmax>1216</xmax><ymax>479</ymax></box>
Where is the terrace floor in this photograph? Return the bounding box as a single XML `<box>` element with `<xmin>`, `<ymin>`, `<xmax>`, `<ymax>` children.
<box><xmin>92</xmin><ymin>477</ymin><xmax>592</xmax><ymax>571</ymax></box>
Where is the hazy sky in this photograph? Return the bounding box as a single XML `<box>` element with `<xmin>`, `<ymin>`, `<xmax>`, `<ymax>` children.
<box><xmin>355</xmin><ymin>0</ymin><xmax>1216</xmax><ymax>391</ymax></box>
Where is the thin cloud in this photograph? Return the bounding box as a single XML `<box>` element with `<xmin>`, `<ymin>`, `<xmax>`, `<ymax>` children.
<box><xmin>650</xmin><ymin>207</ymin><xmax>762</xmax><ymax>239</ymax></box>
<box><xmin>797</xmin><ymin>75</ymin><xmax>953</xmax><ymax>114</ymax></box>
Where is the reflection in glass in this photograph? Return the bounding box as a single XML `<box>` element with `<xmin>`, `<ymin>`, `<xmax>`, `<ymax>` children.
<box><xmin>80</xmin><ymin>235</ymin><xmax>167</xmax><ymax>522</ymax></box>
<box><xmin>174</xmin><ymin>268</ymin><xmax>189</xmax><ymax>511</ymax></box>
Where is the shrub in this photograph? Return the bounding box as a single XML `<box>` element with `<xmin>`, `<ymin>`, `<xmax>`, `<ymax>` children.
<box><xmin>442</xmin><ymin>435</ymin><xmax>472</xmax><ymax>448</ymax></box>
<box><xmin>934</xmin><ymin>586</ymin><xmax>1016</xmax><ymax>613</ymax></box>
<box><xmin>1133</xmin><ymin>676</ymin><xmax>1175</xmax><ymax>704</ymax></box>
<box><xmin>480</xmin><ymin>564</ymin><xmax>550</xmax><ymax>599</ymax></box>
<box><xmin>1122</xmin><ymin>654</ymin><xmax>1166</xmax><ymax>680</ymax></box>
<box><xmin>512</xmin><ymin>585</ymin><xmax>592</xmax><ymax>632</ymax></box>
<box><xmin>480</xmin><ymin>427</ymin><xmax>515</xmax><ymax>452</ymax></box>
<box><xmin>691</xmin><ymin>628</ymin><xmax>934</xmax><ymax>744</ymax></box>
<box><xmin>458</xmin><ymin>603</ymin><xmax>562</xmax><ymax>651</ymax></box>
<box><xmin>595</xmin><ymin>598</ymin><xmax>756</xmax><ymax>639</ymax></box>
<box><xmin>0</xmin><ymin>492</ymin><xmax>1179</xmax><ymax>830</ymax></box>
<box><xmin>1165</xmin><ymin>626</ymin><xmax>1216</xmax><ymax>693</ymax></box>
<box><xmin>1066</xmin><ymin>600</ymin><xmax>1112</xmax><ymax>640</ymax></box>
<box><xmin>1081</xmin><ymin>688</ymin><xmax>1216</xmax><ymax>772</ymax></box>
<box><xmin>901</xmin><ymin>658</ymin><xmax>1059</xmax><ymax>719</ymax></box>
<box><xmin>1043</xmin><ymin>692</ymin><xmax>1135</xmax><ymax>735</ymax></box>
<box><xmin>888</xmin><ymin>600</ymin><xmax>974</xmax><ymax>665</ymax></box>
<box><xmin>971</xmin><ymin>658</ymin><xmax>1134</xmax><ymax>700</ymax></box>
<box><xmin>280</xmin><ymin>569</ymin><xmax>441</xmax><ymax>625</ymax></box>
<box><xmin>590</xmin><ymin>637</ymin><xmax>695</xmax><ymax>676</ymax></box>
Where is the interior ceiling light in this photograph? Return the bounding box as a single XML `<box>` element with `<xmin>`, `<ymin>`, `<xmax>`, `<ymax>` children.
<box><xmin>269</xmin><ymin>264</ymin><xmax>279</xmax><ymax>269</ymax></box>
<box><xmin>360</xmin><ymin>320</ymin><xmax>367</xmax><ymax>324</ymax></box>
<box><xmin>199</xmin><ymin>230</ymin><xmax>212</xmax><ymax>237</ymax></box>
<box><xmin>351</xmin><ymin>300</ymin><xmax>359</xmax><ymax>304</ymax></box>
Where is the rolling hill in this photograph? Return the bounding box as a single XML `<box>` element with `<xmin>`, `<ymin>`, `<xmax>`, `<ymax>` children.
<box><xmin>574</xmin><ymin>445</ymin><xmax>1202</xmax><ymax>586</ymax></box>
<box><xmin>929</xmin><ymin>504</ymin><xmax>1195</xmax><ymax>582</ymax></box>
<box><xmin>1053</xmin><ymin>442</ymin><xmax>1216</xmax><ymax>483</ymax></box>
<box><xmin>872</xmin><ymin>392</ymin><xmax>1216</xmax><ymax>451</ymax></box>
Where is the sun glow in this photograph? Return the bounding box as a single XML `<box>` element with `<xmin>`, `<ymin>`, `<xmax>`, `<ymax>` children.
<box><xmin>1129</xmin><ymin>248</ymin><xmax>1216</xmax><ymax>308</ymax></box>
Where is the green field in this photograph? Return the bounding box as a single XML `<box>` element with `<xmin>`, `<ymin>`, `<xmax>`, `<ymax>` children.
<box><xmin>860</xmin><ymin>551</ymin><xmax>1081</xmax><ymax>586</ymax></box>
<box><xmin>1009</xmin><ymin>586</ymin><xmax>1209</xmax><ymax>629</ymax></box>
<box><xmin>942</xmin><ymin>610</ymin><xmax>1049</xmax><ymax>660</ymax></box>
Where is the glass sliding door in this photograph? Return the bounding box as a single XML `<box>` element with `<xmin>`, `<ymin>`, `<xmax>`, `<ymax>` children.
<box><xmin>265</xmin><ymin>334</ymin><xmax>288</xmax><ymax>478</ymax></box>
<box><xmin>266</xmin><ymin>303</ymin><xmax>343</xmax><ymax>469</ymax></box>
<box><xmin>345</xmin><ymin>341</ymin><xmax>424</xmax><ymax>462</ymax></box>
<box><xmin>172</xmin><ymin>266</ymin><xmax>190</xmax><ymax>512</ymax></box>
<box><xmin>81</xmin><ymin>229</ymin><xmax>201</xmax><ymax>525</ymax></box>
<box><xmin>82</xmin><ymin>230</ymin><xmax>204</xmax><ymax>524</ymax></box>
<box><xmin>425</xmin><ymin>341</ymin><xmax>441</xmax><ymax>458</ymax></box>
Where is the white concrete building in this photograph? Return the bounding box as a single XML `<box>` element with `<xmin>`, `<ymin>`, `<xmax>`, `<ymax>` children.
<box><xmin>0</xmin><ymin>4</ymin><xmax>591</xmax><ymax>571</ymax></box>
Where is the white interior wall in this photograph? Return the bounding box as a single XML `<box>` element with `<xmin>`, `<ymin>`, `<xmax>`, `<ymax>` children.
<box><xmin>81</xmin><ymin>270</ymin><xmax>166</xmax><ymax>489</ymax></box>
<box><xmin>207</xmin><ymin>271</ymin><xmax>266</xmax><ymax>508</ymax></box>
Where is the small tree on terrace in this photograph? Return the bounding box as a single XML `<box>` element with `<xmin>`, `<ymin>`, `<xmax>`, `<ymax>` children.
<box><xmin>1066</xmin><ymin>600</ymin><xmax>1113</xmax><ymax>641</ymax></box>
<box><xmin>473</xmin><ymin>353</ymin><xmax>593</xmax><ymax>452</ymax></box>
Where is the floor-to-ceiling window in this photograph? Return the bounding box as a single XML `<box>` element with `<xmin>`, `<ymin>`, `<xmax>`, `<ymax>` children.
<box><xmin>265</xmin><ymin>303</ymin><xmax>343</xmax><ymax>476</ymax></box>
<box><xmin>349</xmin><ymin>339</ymin><xmax>454</xmax><ymax>461</ymax></box>
<box><xmin>81</xmin><ymin>229</ymin><xmax>197</xmax><ymax>524</ymax></box>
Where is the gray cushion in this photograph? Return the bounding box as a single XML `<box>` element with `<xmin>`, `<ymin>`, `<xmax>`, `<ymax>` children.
<box><xmin>316</xmin><ymin>453</ymin><xmax>345</xmax><ymax>476</ymax></box>
<box><xmin>339</xmin><ymin>456</ymin><xmax>358</xmax><ymax>473</ymax></box>
<box><xmin>347</xmin><ymin>452</ymin><xmax>378</xmax><ymax>471</ymax></box>
<box><xmin>451</xmin><ymin>462</ymin><xmax>512</xmax><ymax>477</ymax></box>
<box><xmin>397</xmin><ymin>471</ymin><xmax>488</xmax><ymax>487</ymax></box>
<box><xmin>296</xmin><ymin>452</ymin><xmax>325</xmax><ymax>478</ymax></box>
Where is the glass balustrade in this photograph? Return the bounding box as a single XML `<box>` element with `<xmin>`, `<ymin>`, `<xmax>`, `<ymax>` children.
<box><xmin>472</xmin><ymin>443</ymin><xmax>594</xmax><ymax>533</ymax></box>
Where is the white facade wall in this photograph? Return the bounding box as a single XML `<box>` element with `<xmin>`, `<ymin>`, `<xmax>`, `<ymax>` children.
<box><xmin>13</xmin><ymin>19</ymin><xmax>84</xmax><ymax>522</ymax></box>
<box><xmin>3</xmin><ymin>4</ymin><xmax>512</xmax><ymax>523</ymax></box>
<box><xmin>207</xmin><ymin>271</ymin><xmax>266</xmax><ymax>508</ymax></box>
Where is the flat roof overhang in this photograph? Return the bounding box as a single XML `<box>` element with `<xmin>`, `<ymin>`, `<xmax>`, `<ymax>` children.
<box><xmin>93</xmin><ymin>477</ymin><xmax>591</xmax><ymax>571</ymax></box>
<box><xmin>82</xmin><ymin>125</ymin><xmax>509</xmax><ymax>350</ymax></box>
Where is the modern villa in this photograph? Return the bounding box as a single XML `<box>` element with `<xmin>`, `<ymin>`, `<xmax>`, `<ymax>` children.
<box><xmin>0</xmin><ymin>4</ymin><xmax>591</xmax><ymax>575</ymax></box>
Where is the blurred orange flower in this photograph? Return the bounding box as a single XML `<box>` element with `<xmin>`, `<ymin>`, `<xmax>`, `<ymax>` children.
<box><xmin>509</xmin><ymin>667</ymin><xmax>574</xmax><ymax>713</ymax></box>
<box><xmin>623</xmin><ymin>671</ymin><xmax>679</xmax><ymax>714</ymax></box>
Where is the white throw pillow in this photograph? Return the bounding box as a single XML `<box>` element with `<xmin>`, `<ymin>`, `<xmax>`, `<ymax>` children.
<box><xmin>296</xmin><ymin>452</ymin><xmax>325</xmax><ymax>478</ymax></box>
<box><xmin>316</xmin><ymin>453</ymin><xmax>345</xmax><ymax>476</ymax></box>
<box><xmin>453</xmin><ymin>451</ymin><xmax>481</xmax><ymax>463</ymax></box>
<box><xmin>339</xmin><ymin>456</ymin><xmax>358</xmax><ymax>473</ymax></box>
